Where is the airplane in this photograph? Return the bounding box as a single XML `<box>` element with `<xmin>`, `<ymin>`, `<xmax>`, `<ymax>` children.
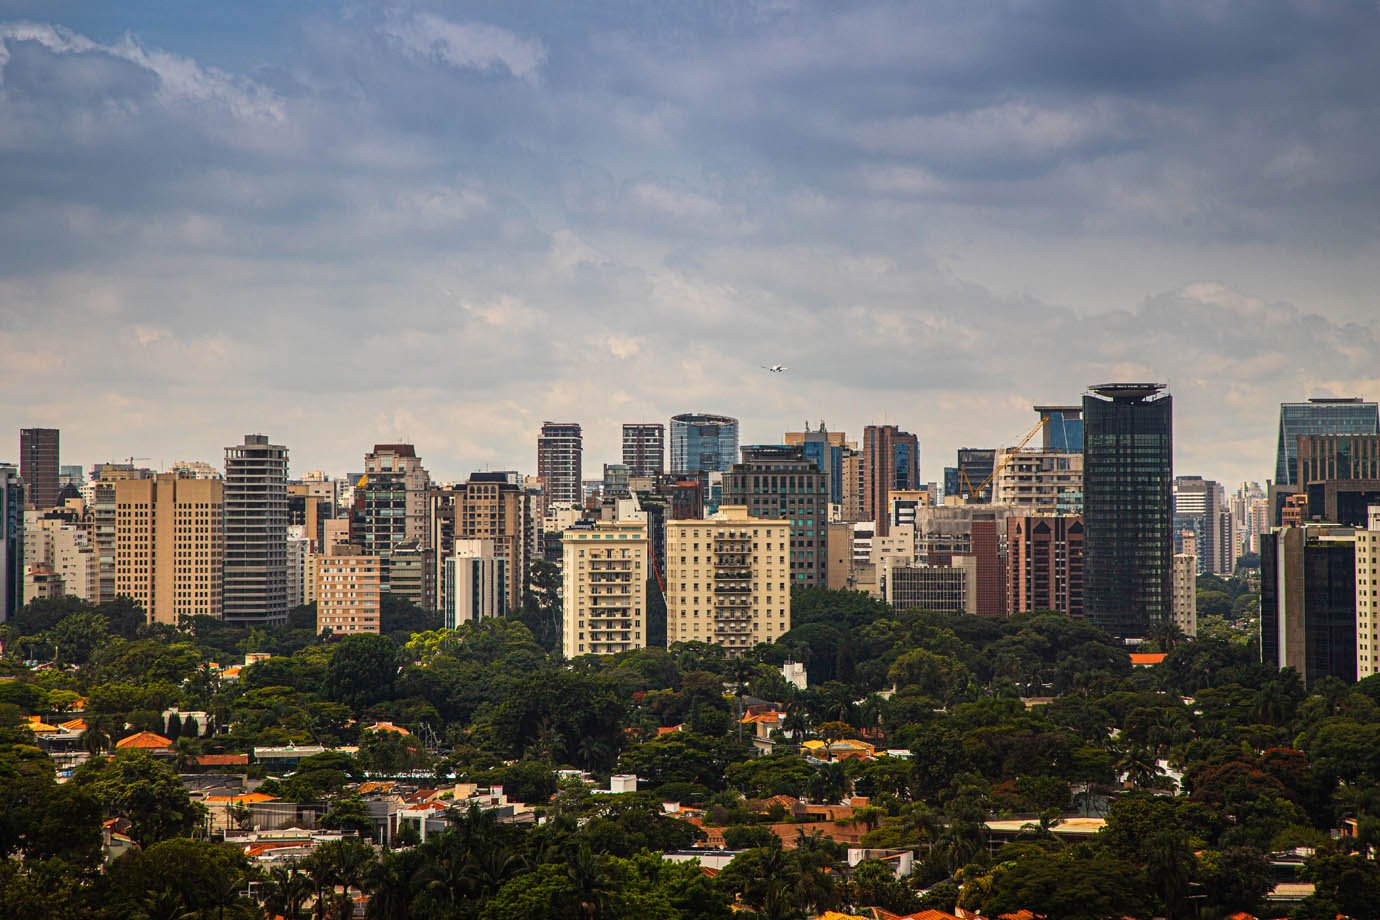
<box><xmin>761</xmin><ymin>364</ymin><xmax>788</xmax><ymax>373</ymax></box>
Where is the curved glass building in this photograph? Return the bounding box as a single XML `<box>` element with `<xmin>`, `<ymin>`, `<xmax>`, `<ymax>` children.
<box><xmin>670</xmin><ymin>413</ymin><xmax>739</xmax><ymax>474</ymax></box>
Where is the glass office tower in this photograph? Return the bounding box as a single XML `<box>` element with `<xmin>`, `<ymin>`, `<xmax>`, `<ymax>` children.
<box><xmin>1275</xmin><ymin>398</ymin><xmax>1377</xmax><ymax>486</ymax></box>
<box><xmin>1082</xmin><ymin>383</ymin><xmax>1173</xmax><ymax>638</ymax></box>
<box><xmin>670</xmin><ymin>413</ymin><xmax>739</xmax><ymax>474</ymax></box>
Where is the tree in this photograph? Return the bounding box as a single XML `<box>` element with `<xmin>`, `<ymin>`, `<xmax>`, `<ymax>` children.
<box><xmin>47</xmin><ymin>611</ymin><xmax>109</xmax><ymax>666</ymax></box>
<box><xmin>74</xmin><ymin>750</ymin><xmax>203</xmax><ymax>844</ymax></box>
<box><xmin>102</xmin><ymin>838</ymin><xmax>256</xmax><ymax>919</ymax></box>
<box><xmin>324</xmin><ymin>634</ymin><xmax>399</xmax><ymax>709</ymax></box>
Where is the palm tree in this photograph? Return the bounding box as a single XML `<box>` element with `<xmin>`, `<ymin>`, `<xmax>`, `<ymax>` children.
<box><xmin>261</xmin><ymin>865</ymin><xmax>312</xmax><ymax>920</ymax></box>
<box><xmin>365</xmin><ymin>854</ymin><xmax>413</xmax><ymax>920</ymax></box>
<box><xmin>566</xmin><ymin>844</ymin><xmax>613</xmax><ymax>920</ymax></box>
<box><xmin>1116</xmin><ymin>743</ymin><xmax>1164</xmax><ymax>790</ymax></box>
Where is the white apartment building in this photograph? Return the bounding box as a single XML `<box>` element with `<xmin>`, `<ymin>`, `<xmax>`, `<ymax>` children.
<box><xmin>665</xmin><ymin>506</ymin><xmax>791</xmax><ymax>655</ymax></box>
<box><xmin>561</xmin><ymin>520</ymin><xmax>648</xmax><ymax>658</ymax></box>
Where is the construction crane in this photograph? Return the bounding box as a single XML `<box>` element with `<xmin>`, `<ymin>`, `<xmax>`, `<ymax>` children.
<box><xmin>957</xmin><ymin>416</ymin><xmax>1048</xmax><ymax>502</ymax></box>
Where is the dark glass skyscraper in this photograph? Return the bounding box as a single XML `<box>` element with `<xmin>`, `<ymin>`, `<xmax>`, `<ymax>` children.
<box><xmin>1275</xmin><ymin>397</ymin><xmax>1377</xmax><ymax>486</ymax></box>
<box><xmin>1082</xmin><ymin>383</ymin><xmax>1173</xmax><ymax>638</ymax></box>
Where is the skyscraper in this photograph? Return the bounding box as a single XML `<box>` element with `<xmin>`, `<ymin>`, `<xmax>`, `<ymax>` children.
<box><xmin>561</xmin><ymin>519</ymin><xmax>649</xmax><ymax>658</ymax></box>
<box><xmin>356</xmin><ymin>444</ymin><xmax>433</xmax><ymax>603</ymax></box>
<box><xmin>1260</xmin><ymin>525</ymin><xmax>1356</xmax><ymax>687</ymax></box>
<box><xmin>538</xmin><ymin>422</ymin><xmax>583</xmax><ymax>516</ymax></box>
<box><xmin>1037</xmin><ymin>405</ymin><xmax>1084</xmax><ymax>453</ymax></box>
<box><xmin>1173</xmin><ymin>475</ymin><xmax>1231</xmax><ymax>575</ymax></box>
<box><xmin>670</xmin><ymin>413</ymin><xmax>739</xmax><ymax>474</ymax></box>
<box><xmin>1007</xmin><ymin>515</ymin><xmax>1084</xmax><ymax>618</ymax></box>
<box><xmin>862</xmin><ymin>424</ymin><xmax>920</xmax><ymax>535</ymax></box>
<box><xmin>1275</xmin><ymin>397</ymin><xmax>1378</xmax><ymax>486</ymax></box>
<box><xmin>0</xmin><ymin>464</ymin><xmax>23</xmax><ymax>622</ymax></box>
<box><xmin>223</xmin><ymin>435</ymin><xmax>290</xmax><ymax>624</ymax></box>
<box><xmin>954</xmin><ymin>448</ymin><xmax>997</xmax><ymax>502</ymax></box>
<box><xmin>115</xmin><ymin>474</ymin><xmax>225</xmax><ymax>625</ymax></box>
<box><xmin>622</xmin><ymin>423</ymin><xmax>665</xmax><ymax>477</ymax></box>
<box><xmin>784</xmin><ymin>422</ymin><xmax>847</xmax><ymax>507</ymax></box>
<box><xmin>19</xmin><ymin>428</ymin><xmax>59</xmax><ymax>510</ymax></box>
<box><xmin>722</xmin><ymin>444</ymin><xmax>829</xmax><ymax>588</ymax></box>
<box><xmin>1082</xmin><ymin>383</ymin><xmax>1173</xmax><ymax>638</ymax></box>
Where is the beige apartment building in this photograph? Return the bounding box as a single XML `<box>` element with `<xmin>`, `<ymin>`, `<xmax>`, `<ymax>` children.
<box><xmin>561</xmin><ymin>519</ymin><xmax>648</xmax><ymax>658</ymax></box>
<box><xmin>665</xmin><ymin>506</ymin><xmax>791</xmax><ymax>655</ymax></box>
<box><xmin>115</xmin><ymin>474</ymin><xmax>225</xmax><ymax>625</ymax></box>
<box><xmin>1172</xmin><ymin>552</ymin><xmax>1198</xmax><ymax>637</ymax></box>
<box><xmin>316</xmin><ymin>548</ymin><xmax>382</xmax><ymax>635</ymax></box>
<box><xmin>1357</xmin><ymin>507</ymin><xmax>1380</xmax><ymax>679</ymax></box>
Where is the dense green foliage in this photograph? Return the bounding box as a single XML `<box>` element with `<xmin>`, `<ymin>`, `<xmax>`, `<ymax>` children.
<box><xmin>0</xmin><ymin>583</ymin><xmax>1376</xmax><ymax>919</ymax></box>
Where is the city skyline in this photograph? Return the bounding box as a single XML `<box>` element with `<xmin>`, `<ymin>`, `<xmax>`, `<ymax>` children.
<box><xmin>4</xmin><ymin>4</ymin><xmax>1380</xmax><ymax>490</ymax></box>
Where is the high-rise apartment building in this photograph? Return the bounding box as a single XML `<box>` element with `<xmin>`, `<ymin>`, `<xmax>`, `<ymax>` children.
<box><xmin>670</xmin><ymin>413</ymin><xmax>739</xmax><ymax>474</ymax></box>
<box><xmin>1260</xmin><ymin>525</ymin><xmax>1357</xmax><ymax>687</ymax></box>
<box><xmin>538</xmin><ymin>423</ymin><xmax>583</xmax><ymax>517</ymax></box>
<box><xmin>1355</xmin><ymin>507</ymin><xmax>1380</xmax><ymax>679</ymax></box>
<box><xmin>1172</xmin><ymin>552</ymin><xmax>1198</xmax><ymax>637</ymax></box>
<box><xmin>1007</xmin><ymin>515</ymin><xmax>1084</xmax><ymax>618</ymax></box>
<box><xmin>863</xmin><ymin>425</ymin><xmax>920</xmax><ymax>535</ymax></box>
<box><xmin>1173</xmin><ymin>476</ymin><xmax>1232</xmax><ymax>576</ymax></box>
<box><xmin>431</xmin><ymin>472</ymin><xmax>529</xmax><ymax>611</ymax></box>
<box><xmin>561</xmin><ymin>519</ymin><xmax>648</xmax><ymax>658</ymax></box>
<box><xmin>90</xmin><ymin>463</ymin><xmax>152</xmax><ymax>602</ymax></box>
<box><xmin>1082</xmin><ymin>383</ymin><xmax>1173</xmax><ymax>638</ymax></box>
<box><xmin>356</xmin><ymin>444</ymin><xmax>433</xmax><ymax>601</ymax></box>
<box><xmin>114</xmin><ymin>474</ymin><xmax>224</xmax><ymax>625</ymax></box>
<box><xmin>0</xmin><ymin>464</ymin><xmax>23</xmax><ymax>622</ymax></box>
<box><xmin>665</xmin><ymin>506</ymin><xmax>791</xmax><ymax>654</ymax></box>
<box><xmin>223</xmin><ymin>435</ymin><xmax>289</xmax><ymax>624</ymax></box>
<box><xmin>991</xmin><ymin>450</ymin><xmax>1083</xmax><ymax>514</ymax></box>
<box><xmin>1276</xmin><ymin>397</ymin><xmax>1378</xmax><ymax>487</ymax></box>
<box><xmin>19</xmin><ymin>428</ymin><xmax>59</xmax><ymax>510</ymax></box>
<box><xmin>316</xmin><ymin>547</ymin><xmax>381</xmax><ymax>634</ymax></box>
<box><xmin>442</xmin><ymin>539</ymin><xmax>508</xmax><ymax>629</ymax></box>
<box><xmin>286</xmin><ymin>525</ymin><xmax>310</xmax><ymax>608</ymax></box>
<box><xmin>622</xmin><ymin>424</ymin><xmax>665</xmax><ymax>478</ymax></box>
<box><xmin>24</xmin><ymin>510</ymin><xmax>98</xmax><ymax>603</ymax></box>
<box><xmin>722</xmin><ymin>444</ymin><xmax>828</xmax><ymax>588</ymax></box>
<box><xmin>841</xmin><ymin>446</ymin><xmax>865</xmax><ymax>521</ymax></box>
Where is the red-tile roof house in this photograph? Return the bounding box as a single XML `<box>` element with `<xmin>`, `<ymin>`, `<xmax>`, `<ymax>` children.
<box><xmin>115</xmin><ymin>731</ymin><xmax>173</xmax><ymax>751</ymax></box>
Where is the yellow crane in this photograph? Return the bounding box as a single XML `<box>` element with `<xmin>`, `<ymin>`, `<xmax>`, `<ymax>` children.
<box><xmin>957</xmin><ymin>416</ymin><xmax>1048</xmax><ymax>502</ymax></box>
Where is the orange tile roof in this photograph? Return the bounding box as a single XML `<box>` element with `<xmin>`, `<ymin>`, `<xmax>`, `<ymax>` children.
<box><xmin>116</xmin><ymin>730</ymin><xmax>172</xmax><ymax>750</ymax></box>
<box><xmin>60</xmin><ymin>717</ymin><xmax>88</xmax><ymax>732</ymax></box>
<box><xmin>197</xmin><ymin>753</ymin><xmax>250</xmax><ymax>766</ymax></box>
<box><xmin>365</xmin><ymin>721</ymin><xmax>411</xmax><ymax>735</ymax></box>
<box><xmin>206</xmin><ymin>792</ymin><xmax>278</xmax><ymax>805</ymax></box>
<box><xmin>657</xmin><ymin>724</ymin><xmax>685</xmax><ymax>735</ymax></box>
<box><xmin>1129</xmin><ymin>652</ymin><xmax>1167</xmax><ymax>666</ymax></box>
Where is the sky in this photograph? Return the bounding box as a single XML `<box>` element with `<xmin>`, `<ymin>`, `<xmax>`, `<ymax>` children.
<box><xmin>3</xmin><ymin>1</ymin><xmax>1380</xmax><ymax>488</ymax></box>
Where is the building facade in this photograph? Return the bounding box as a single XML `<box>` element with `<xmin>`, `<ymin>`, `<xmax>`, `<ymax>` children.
<box><xmin>1261</xmin><ymin>525</ymin><xmax>1357</xmax><ymax>687</ymax></box>
<box><xmin>1037</xmin><ymin>405</ymin><xmax>1084</xmax><ymax>453</ymax></box>
<box><xmin>316</xmin><ymin>549</ymin><xmax>382</xmax><ymax>634</ymax></box>
<box><xmin>442</xmin><ymin>539</ymin><xmax>508</xmax><ymax>629</ymax></box>
<box><xmin>1007</xmin><ymin>515</ymin><xmax>1084</xmax><ymax>618</ymax></box>
<box><xmin>538</xmin><ymin>422</ymin><xmax>583</xmax><ymax>517</ymax></box>
<box><xmin>665</xmin><ymin>506</ymin><xmax>791</xmax><ymax>654</ymax></box>
<box><xmin>991</xmin><ymin>450</ymin><xmax>1083</xmax><ymax>514</ymax></box>
<box><xmin>223</xmin><ymin>434</ymin><xmax>290</xmax><ymax>624</ymax></box>
<box><xmin>0</xmin><ymin>464</ymin><xmax>22</xmax><ymax>622</ymax></box>
<box><xmin>784</xmin><ymin>423</ymin><xmax>848</xmax><ymax>507</ymax></box>
<box><xmin>19</xmin><ymin>427</ymin><xmax>59</xmax><ymax>510</ymax></box>
<box><xmin>1082</xmin><ymin>383</ymin><xmax>1173</xmax><ymax>638</ymax></box>
<box><xmin>1173</xmin><ymin>476</ymin><xmax>1233</xmax><ymax>576</ymax></box>
<box><xmin>670</xmin><ymin>413</ymin><xmax>739</xmax><ymax>474</ymax></box>
<box><xmin>23</xmin><ymin>510</ymin><xmax>98</xmax><ymax>603</ymax></box>
<box><xmin>431</xmin><ymin>472</ymin><xmax>529</xmax><ymax>612</ymax></box>
<box><xmin>954</xmin><ymin>448</ymin><xmax>997</xmax><ymax>502</ymax></box>
<box><xmin>863</xmin><ymin>425</ymin><xmax>920</xmax><ymax>535</ymax></box>
<box><xmin>1357</xmin><ymin>508</ymin><xmax>1380</xmax><ymax>679</ymax></box>
<box><xmin>1172</xmin><ymin>552</ymin><xmax>1198</xmax><ymax>637</ymax></box>
<box><xmin>721</xmin><ymin>444</ymin><xmax>828</xmax><ymax>588</ymax></box>
<box><xmin>622</xmin><ymin>423</ymin><xmax>665</xmax><ymax>478</ymax></box>
<box><xmin>561</xmin><ymin>520</ymin><xmax>649</xmax><ymax>658</ymax></box>
<box><xmin>1275</xmin><ymin>397</ymin><xmax>1378</xmax><ymax>487</ymax></box>
<box><xmin>114</xmin><ymin>474</ymin><xmax>225</xmax><ymax>625</ymax></box>
<box><xmin>882</xmin><ymin>557</ymin><xmax>976</xmax><ymax>613</ymax></box>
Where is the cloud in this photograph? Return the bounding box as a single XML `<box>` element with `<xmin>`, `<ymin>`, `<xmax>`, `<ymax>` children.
<box><xmin>1</xmin><ymin>4</ymin><xmax>1379</xmax><ymax>493</ymax></box>
<box><xmin>380</xmin><ymin>12</ymin><xmax>546</xmax><ymax>83</ymax></box>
